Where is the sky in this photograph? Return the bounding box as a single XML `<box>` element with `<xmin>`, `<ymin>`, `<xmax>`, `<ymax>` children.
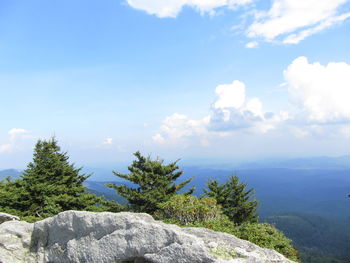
<box><xmin>1</xmin><ymin>0</ymin><xmax>350</xmax><ymax>169</ymax></box>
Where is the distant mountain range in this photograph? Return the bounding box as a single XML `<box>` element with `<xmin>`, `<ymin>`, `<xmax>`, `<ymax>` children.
<box><xmin>238</xmin><ymin>155</ymin><xmax>350</xmax><ymax>170</ymax></box>
<box><xmin>79</xmin><ymin>155</ymin><xmax>350</xmax><ymax>181</ymax></box>
<box><xmin>0</xmin><ymin>169</ymin><xmax>21</xmax><ymax>181</ymax></box>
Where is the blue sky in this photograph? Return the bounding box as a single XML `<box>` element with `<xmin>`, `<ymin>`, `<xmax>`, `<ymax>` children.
<box><xmin>1</xmin><ymin>0</ymin><xmax>350</xmax><ymax>168</ymax></box>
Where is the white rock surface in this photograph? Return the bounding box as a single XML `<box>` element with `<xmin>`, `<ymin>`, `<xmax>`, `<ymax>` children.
<box><xmin>0</xmin><ymin>211</ymin><xmax>297</xmax><ymax>263</ymax></box>
<box><xmin>0</xmin><ymin>220</ymin><xmax>35</xmax><ymax>263</ymax></box>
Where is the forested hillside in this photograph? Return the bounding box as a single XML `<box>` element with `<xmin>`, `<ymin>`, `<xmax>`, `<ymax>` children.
<box><xmin>264</xmin><ymin>213</ymin><xmax>350</xmax><ymax>263</ymax></box>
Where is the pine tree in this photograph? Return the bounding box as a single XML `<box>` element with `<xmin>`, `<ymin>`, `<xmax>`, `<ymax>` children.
<box><xmin>204</xmin><ymin>174</ymin><xmax>258</xmax><ymax>225</ymax></box>
<box><xmin>107</xmin><ymin>151</ymin><xmax>194</xmax><ymax>214</ymax></box>
<box><xmin>17</xmin><ymin>137</ymin><xmax>112</xmax><ymax>219</ymax></box>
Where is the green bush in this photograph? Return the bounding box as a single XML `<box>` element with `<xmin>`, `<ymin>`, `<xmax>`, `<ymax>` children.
<box><xmin>231</xmin><ymin>223</ymin><xmax>299</xmax><ymax>262</ymax></box>
<box><xmin>191</xmin><ymin>220</ymin><xmax>299</xmax><ymax>262</ymax></box>
<box><xmin>156</xmin><ymin>194</ymin><xmax>224</xmax><ymax>225</ymax></box>
<box><xmin>189</xmin><ymin>220</ymin><xmax>299</xmax><ymax>261</ymax></box>
<box><xmin>156</xmin><ymin>194</ymin><xmax>298</xmax><ymax>261</ymax></box>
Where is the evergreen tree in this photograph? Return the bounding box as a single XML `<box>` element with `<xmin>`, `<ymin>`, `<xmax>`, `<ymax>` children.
<box><xmin>0</xmin><ymin>177</ymin><xmax>23</xmax><ymax>215</ymax></box>
<box><xmin>107</xmin><ymin>151</ymin><xmax>194</xmax><ymax>214</ymax></box>
<box><xmin>204</xmin><ymin>175</ymin><xmax>258</xmax><ymax>225</ymax></box>
<box><xmin>17</xmin><ymin>137</ymin><xmax>114</xmax><ymax>219</ymax></box>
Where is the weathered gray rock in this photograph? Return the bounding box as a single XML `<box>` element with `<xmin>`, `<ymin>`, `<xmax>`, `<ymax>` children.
<box><xmin>0</xmin><ymin>212</ymin><xmax>20</xmax><ymax>224</ymax></box>
<box><xmin>0</xmin><ymin>211</ymin><xmax>297</xmax><ymax>263</ymax></box>
<box><xmin>0</xmin><ymin>220</ymin><xmax>35</xmax><ymax>263</ymax></box>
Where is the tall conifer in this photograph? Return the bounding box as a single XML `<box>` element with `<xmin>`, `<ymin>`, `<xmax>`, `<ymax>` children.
<box><xmin>108</xmin><ymin>151</ymin><xmax>194</xmax><ymax>214</ymax></box>
<box><xmin>18</xmin><ymin>137</ymin><xmax>108</xmax><ymax>218</ymax></box>
<box><xmin>204</xmin><ymin>175</ymin><xmax>258</xmax><ymax>225</ymax></box>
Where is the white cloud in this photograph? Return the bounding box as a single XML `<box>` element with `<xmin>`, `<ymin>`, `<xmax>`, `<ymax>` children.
<box><xmin>213</xmin><ymin>80</ymin><xmax>246</xmax><ymax>109</ymax></box>
<box><xmin>96</xmin><ymin>137</ymin><xmax>115</xmax><ymax>149</ymax></box>
<box><xmin>126</xmin><ymin>0</ymin><xmax>253</xmax><ymax>18</ymax></box>
<box><xmin>285</xmin><ymin>56</ymin><xmax>350</xmax><ymax>123</ymax></box>
<box><xmin>102</xmin><ymin>138</ymin><xmax>113</xmax><ymax>145</ymax></box>
<box><xmin>283</xmin><ymin>12</ymin><xmax>350</xmax><ymax>44</ymax></box>
<box><xmin>0</xmin><ymin>144</ymin><xmax>12</xmax><ymax>153</ymax></box>
<box><xmin>153</xmin><ymin>113</ymin><xmax>209</xmax><ymax>145</ymax></box>
<box><xmin>0</xmin><ymin>128</ymin><xmax>30</xmax><ymax>153</ymax></box>
<box><xmin>126</xmin><ymin>0</ymin><xmax>350</xmax><ymax>45</ymax></box>
<box><xmin>8</xmin><ymin>128</ymin><xmax>29</xmax><ymax>140</ymax></box>
<box><xmin>152</xmin><ymin>133</ymin><xmax>166</xmax><ymax>143</ymax></box>
<box><xmin>153</xmin><ymin>81</ymin><xmax>284</xmax><ymax>146</ymax></box>
<box><xmin>247</xmin><ymin>0</ymin><xmax>350</xmax><ymax>44</ymax></box>
<box><xmin>209</xmin><ymin>80</ymin><xmax>276</xmax><ymax>132</ymax></box>
<box><xmin>245</xmin><ymin>41</ymin><xmax>259</xmax><ymax>48</ymax></box>
<box><xmin>152</xmin><ymin>56</ymin><xmax>350</xmax><ymax>148</ymax></box>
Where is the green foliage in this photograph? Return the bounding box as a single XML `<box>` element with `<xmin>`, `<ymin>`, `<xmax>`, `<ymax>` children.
<box><xmin>187</xmin><ymin>216</ymin><xmax>235</xmax><ymax>232</ymax></box>
<box><xmin>204</xmin><ymin>175</ymin><xmax>258</xmax><ymax>225</ymax></box>
<box><xmin>156</xmin><ymin>194</ymin><xmax>223</xmax><ymax>225</ymax></box>
<box><xmin>0</xmin><ymin>137</ymin><xmax>123</xmax><ymax>221</ymax></box>
<box><xmin>231</xmin><ymin>223</ymin><xmax>299</xmax><ymax>262</ymax></box>
<box><xmin>188</xmin><ymin>219</ymin><xmax>298</xmax><ymax>262</ymax></box>
<box><xmin>107</xmin><ymin>152</ymin><xmax>194</xmax><ymax>214</ymax></box>
<box><xmin>156</xmin><ymin>193</ymin><xmax>298</xmax><ymax>262</ymax></box>
<box><xmin>0</xmin><ymin>177</ymin><xmax>24</xmax><ymax>216</ymax></box>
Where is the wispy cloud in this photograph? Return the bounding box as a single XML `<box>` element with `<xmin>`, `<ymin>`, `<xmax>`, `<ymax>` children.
<box><xmin>0</xmin><ymin>128</ymin><xmax>30</xmax><ymax>153</ymax></box>
<box><xmin>247</xmin><ymin>0</ymin><xmax>350</xmax><ymax>44</ymax></box>
<box><xmin>126</xmin><ymin>0</ymin><xmax>350</xmax><ymax>45</ymax></box>
<box><xmin>126</xmin><ymin>0</ymin><xmax>253</xmax><ymax>18</ymax></box>
<box><xmin>152</xmin><ymin>113</ymin><xmax>210</xmax><ymax>147</ymax></box>
<box><xmin>245</xmin><ymin>41</ymin><xmax>258</xmax><ymax>48</ymax></box>
<box><xmin>102</xmin><ymin>137</ymin><xmax>113</xmax><ymax>145</ymax></box>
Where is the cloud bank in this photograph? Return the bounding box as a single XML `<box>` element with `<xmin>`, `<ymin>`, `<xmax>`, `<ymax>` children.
<box><xmin>153</xmin><ymin>57</ymin><xmax>350</xmax><ymax>146</ymax></box>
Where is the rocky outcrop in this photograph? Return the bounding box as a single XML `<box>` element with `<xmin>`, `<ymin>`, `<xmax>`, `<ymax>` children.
<box><xmin>0</xmin><ymin>211</ymin><xmax>296</xmax><ymax>263</ymax></box>
<box><xmin>0</xmin><ymin>219</ymin><xmax>34</xmax><ymax>263</ymax></box>
<box><xmin>0</xmin><ymin>212</ymin><xmax>20</xmax><ymax>224</ymax></box>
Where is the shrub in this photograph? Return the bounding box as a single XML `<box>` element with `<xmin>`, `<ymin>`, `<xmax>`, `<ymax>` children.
<box><xmin>190</xmin><ymin>220</ymin><xmax>299</xmax><ymax>262</ymax></box>
<box><xmin>156</xmin><ymin>194</ymin><xmax>224</xmax><ymax>225</ymax></box>
<box><xmin>231</xmin><ymin>223</ymin><xmax>299</xmax><ymax>261</ymax></box>
<box><xmin>156</xmin><ymin>195</ymin><xmax>299</xmax><ymax>262</ymax></box>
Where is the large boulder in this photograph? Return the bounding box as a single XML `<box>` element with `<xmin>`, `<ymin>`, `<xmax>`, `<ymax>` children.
<box><xmin>0</xmin><ymin>211</ymin><xmax>297</xmax><ymax>263</ymax></box>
